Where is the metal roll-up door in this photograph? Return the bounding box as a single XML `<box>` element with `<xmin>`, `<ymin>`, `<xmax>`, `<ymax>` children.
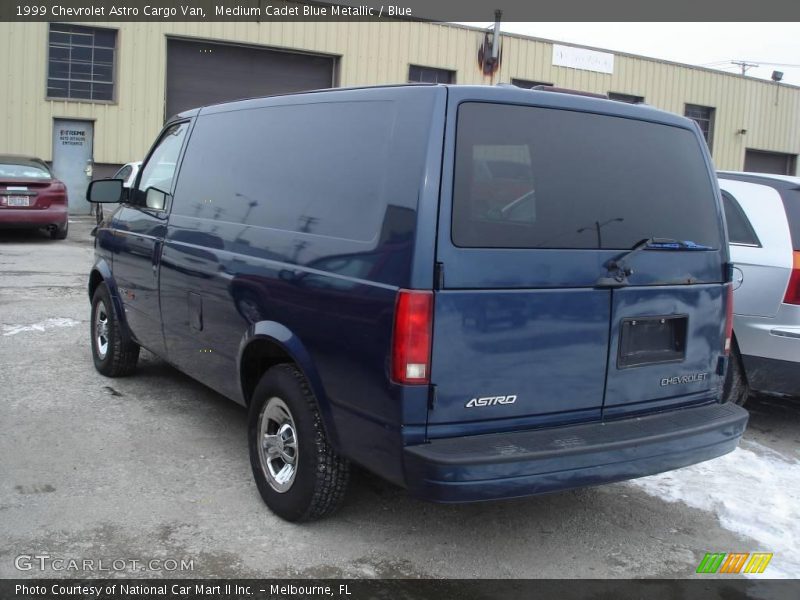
<box><xmin>165</xmin><ymin>39</ymin><xmax>335</xmax><ymax>119</ymax></box>
<box><xmin>744</xmin><ymin>149</ymin><xmax>797</xmax><ymax>175</ymax></box>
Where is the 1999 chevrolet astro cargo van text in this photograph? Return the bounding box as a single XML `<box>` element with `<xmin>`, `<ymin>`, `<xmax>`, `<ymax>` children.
<box><xmin>86</xmin><ymin>84</ymin><xmax>749</xmax><ymax>521</ymax></box>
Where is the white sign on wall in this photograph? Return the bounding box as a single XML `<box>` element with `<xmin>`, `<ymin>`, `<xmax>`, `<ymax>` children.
<box><xmin>552</xmin><ymin>44</ymin><xmax>614</xmax><ymax>75</ymax></box>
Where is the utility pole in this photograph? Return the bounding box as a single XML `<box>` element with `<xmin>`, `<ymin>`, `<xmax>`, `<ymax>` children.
<box><xmin>731</xmin><ymin>61</ymin><xmax>759</xmax><ymax>76</ymax></box>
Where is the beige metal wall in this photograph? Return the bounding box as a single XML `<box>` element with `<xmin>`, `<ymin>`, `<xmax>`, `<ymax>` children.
<box><xmin>1</xmin><ymin>18</ymin><xmax>799</xmax><ymax>173</ymax></box>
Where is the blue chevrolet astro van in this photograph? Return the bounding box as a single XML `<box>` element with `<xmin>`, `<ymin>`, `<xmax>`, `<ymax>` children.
<box><xmin>87</xmin><ymin>84</ymin><xmax>748</xmax><ymax>521</ymax></box>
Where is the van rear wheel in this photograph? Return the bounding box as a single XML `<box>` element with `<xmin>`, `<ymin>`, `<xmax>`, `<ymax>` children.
<box><xmin>723</xmin><ymin>344</ymin><xmax>749</xmax><ymax>406</ymax></box>
<box><xmin>248</xmin><ymin>364</ymin><xmax>349</xmax><ymax>522</ymax></box>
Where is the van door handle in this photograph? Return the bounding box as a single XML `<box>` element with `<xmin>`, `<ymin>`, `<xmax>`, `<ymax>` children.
<box><xmin>152</xmin><ymin>240</ymin><xmax>163</xmax><ymax>270</ymax></box>
<box><xmin>594</xmin><ymin>275</ymin><xmax>629</xmax><ymax>288</ymax></box>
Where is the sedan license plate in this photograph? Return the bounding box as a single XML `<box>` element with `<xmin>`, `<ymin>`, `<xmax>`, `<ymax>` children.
<box><xmin>6</xmin><ymin>196</ymin><xmax>30</xmax><ymax>207</ymax></box>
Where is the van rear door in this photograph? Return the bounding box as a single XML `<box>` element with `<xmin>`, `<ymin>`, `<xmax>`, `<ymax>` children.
<box><xmin>429</xmin><ymin>90</ymin><xmax>727</xmax><ymax>437</ymax></box>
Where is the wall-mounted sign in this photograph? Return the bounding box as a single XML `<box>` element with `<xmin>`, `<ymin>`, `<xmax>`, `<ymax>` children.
<box><xmin>552</xmin><ymin>44</ymin><xmax>614</xmax><ymax>75</ymax></box>
<box><xmin>58</xmin><ymin>128</ymin><xmax>87</xmax><ymax>147</ymax></box>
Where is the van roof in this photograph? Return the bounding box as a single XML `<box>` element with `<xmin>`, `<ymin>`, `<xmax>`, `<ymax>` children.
<box><xmin>171</xmin><ymin>83</ymin><xmax>695</xmax><ymax>132</ymax></box>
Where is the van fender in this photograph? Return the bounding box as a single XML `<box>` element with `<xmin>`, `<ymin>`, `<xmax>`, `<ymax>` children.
<box><xmin>88</xmin><ymin>259</ymin><xmax>135</xmax><ymax>345</ymax></box>
<box><xmin>238</xmin><ymin>321</ymin><xmax>341</xmax><ymax>450</ymax></box>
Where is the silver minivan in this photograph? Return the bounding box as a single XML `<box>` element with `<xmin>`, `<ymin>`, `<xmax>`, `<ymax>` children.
<box><xmin>719</xmin><ymin>171</ymin><xmax>800</xmax><ymax>403</ymax></box>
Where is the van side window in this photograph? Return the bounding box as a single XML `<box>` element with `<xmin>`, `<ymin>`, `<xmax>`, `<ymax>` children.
<box><xmin>171</xmin><ymin>101</ymin><xmax>394</xmax><ymax>242</ymax></box>
<box><xmin>132</xmin><ymin>122</ymin><xmax>189</xmax><ymax>209</ymax></box>
<box><xmin>452</xmin><ymin>102</ymin><xmax>722</xmax><ymax>250</ymax></box>
<box><xmin>721</xmin><ymin>191</ymin><xmax>760</xmax><ymax>246</ymax></box>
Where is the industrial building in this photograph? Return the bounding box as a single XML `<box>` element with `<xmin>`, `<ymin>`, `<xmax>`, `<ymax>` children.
<box><xmin>1</xmin><ymin>16</ymin><xmax>798</xmax><ymax>212</ymax></box>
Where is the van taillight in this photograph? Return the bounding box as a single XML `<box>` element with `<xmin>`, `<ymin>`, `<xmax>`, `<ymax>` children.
<box><xmin>784</xmin><ymin>251</ymin><xmax>800</xmax><ymax>305</ymax></box>
<box><xmin>724</xmin><ymin>283</ymin><xmax>734</xmax><ymax>355</ymax></box>
<box><xmin>391</xmin><ymin>290</ymin><xmax>433</xmax><ymax>385</ymax></box>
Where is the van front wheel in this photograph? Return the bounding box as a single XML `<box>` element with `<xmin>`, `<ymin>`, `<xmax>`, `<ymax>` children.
<box><xmin>248</xmin><ymin>364</ymin><xmax>349</xmax><ymax>522</ymax></box>
<box><xmin>91</xmin><ymin>282</ymin><xmax>139</xmax><ymax>377</ymax></box>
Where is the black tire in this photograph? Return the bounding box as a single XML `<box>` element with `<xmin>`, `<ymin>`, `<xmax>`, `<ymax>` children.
<box><xmin>90</xmin><ymin>282</ymin><xmax>140</xmax><ymax>377</ymax></box>
<box><xmin>723</xmin><ymin>342</ymin><xmax>749</xmax><ymax>406</ymax></box>
<box><xmin>248</xmin><ymin>364</ymin><xmax>349</xmax><ymax>522</ymax></box>
<box><xmin>51</xmin><ymin>221</ymin><xmax>68</xmax><ymax>240</ymax></box>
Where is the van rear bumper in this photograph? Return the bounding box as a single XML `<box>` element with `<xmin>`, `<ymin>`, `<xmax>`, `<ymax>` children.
<box><xmin>403</xmin><ymin>402</ymin><xmax>748</xmax><ymax>503</ymax></box>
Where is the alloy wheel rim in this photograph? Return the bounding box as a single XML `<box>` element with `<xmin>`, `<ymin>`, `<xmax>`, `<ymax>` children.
<box><xmin>258</xmin><ymin>397</ymin><xmax>298</xmax><ymax>493</ymax></box>
<box><xmin>95</xmin><ymin>301</ymin><xmax>109</xmax><ymax>359</ymax></box>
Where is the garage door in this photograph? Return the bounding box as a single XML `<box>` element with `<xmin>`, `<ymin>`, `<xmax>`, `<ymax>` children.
<box><xmin>744</xmin><ymin>149</ymin><xmax>797</xmax><ymax>175</ymax></box>
<box><xmin>166</xmin><ymin>39</ymin><xmax>335</xmax><ymax>119</ymax></box>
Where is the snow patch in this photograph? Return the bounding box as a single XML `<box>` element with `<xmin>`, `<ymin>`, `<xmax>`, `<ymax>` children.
<box><xmin>2</xmin><ymin>318</ymin><xmax>81</xmax><ymax>336</ymax></box>
<box><xmin>628</xmin><ymin>441</ymin><xmax>800</xmax><ymax>578</ymax></box>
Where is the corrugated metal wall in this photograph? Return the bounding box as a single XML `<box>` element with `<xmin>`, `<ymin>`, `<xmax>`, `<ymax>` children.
<box><xmin>1</xmin><ymin>19</ymin><xmax>799</xmax><ymax>173</ymax></box>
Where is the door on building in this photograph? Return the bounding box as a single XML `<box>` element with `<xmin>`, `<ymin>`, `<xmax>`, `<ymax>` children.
<box><xmin>165</xmin><ymin>39</ymin><xmax>335</xmax><ymax>119</ymax></box>
<box><xmin>744</xmin><ymin>149</ymin><xmax>797</xmax><ymax>175</ymax></box>
<box><xmin>51</xmin><ymin>119</ymin><xmax>94</xmax><ymax>214</ymax></box>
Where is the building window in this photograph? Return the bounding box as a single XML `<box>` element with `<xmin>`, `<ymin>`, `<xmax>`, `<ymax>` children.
<box><xmin>48</xmin><ymin>24</ymin><xmax>116</xmax><ymax>102</ymax></box>
<box><xmin>685</xmin><ymin>104</ymin><xmax>715</xmax><ymax>152</ymax></box>
<box><xmin>408</xmin><ymin>65</ymin><xmax>454</xmax><ymax>84</ymax></box>
<box><xmin>511</xmin><ymin>78</ymin><xmax>554</xmax><ymax>89</ymax></box>
<box><xmin>609</xmin><ymin>92</ymin><xmax>645</xmax><ymax>104</ymax></box>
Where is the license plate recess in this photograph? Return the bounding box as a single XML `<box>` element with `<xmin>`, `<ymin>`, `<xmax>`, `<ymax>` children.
<box><xmin>618</xmin><ymin>315</ymin><xmax>687</xmax><ymax>368</ymax></box>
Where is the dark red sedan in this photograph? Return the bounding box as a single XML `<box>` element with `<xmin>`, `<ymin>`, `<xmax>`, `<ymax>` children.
<box><xmin>0</xmin><ymin>155</ymin><xmax>69</xmax><ymax>239</ymax></box>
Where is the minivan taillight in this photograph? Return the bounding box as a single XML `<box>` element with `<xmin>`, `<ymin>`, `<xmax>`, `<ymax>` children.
<box><xmin>784</xmin><ymin>251</ymin><xmax>800</xmax><ymax>305</ymax></box>
<box><xmin>724</xmin><ymin>283</ymin><xmax>734</xmax><ymax>355</ymax></box>
<box><xmin>391</xmin><ymin>290</ymin><xmax>433</xmax><ymax>385</ymax></box>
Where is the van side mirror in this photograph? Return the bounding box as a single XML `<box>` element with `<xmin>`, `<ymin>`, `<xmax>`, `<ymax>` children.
<box><xmin>87</xmin><ymin>179</ymin><xmax>123</xmax><ymax>203</ymax></box>
<box><xmin>145</xmin><ymin>187</ymin><xmax>169</xmax><ymax>211</ymax></box>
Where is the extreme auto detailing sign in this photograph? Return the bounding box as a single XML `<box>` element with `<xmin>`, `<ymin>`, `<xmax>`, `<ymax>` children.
<box><xmin>58</xmin><ymin>129</ymin><xmax>86</xmax><ymax>147</ymax></box>
<box><xmin>552</xmin><ymin>44</ymin><xmax>614</xmax><ymax>75</ymax></box>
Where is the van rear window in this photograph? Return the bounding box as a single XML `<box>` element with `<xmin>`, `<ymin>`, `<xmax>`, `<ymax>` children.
<box><xmin>452</xmin><ymin>103</ymin><xmax>722</xmax><ymax>249</ymax></box>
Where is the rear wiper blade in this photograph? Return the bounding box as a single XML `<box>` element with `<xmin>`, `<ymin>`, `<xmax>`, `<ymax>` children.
<box><xmin>645</xmin><ymin>238</ymin><xmax>712</xmax><ymax>250</ymax></box>
<box><xmin>596</xmin><ymin>238</ymin><xmax>712</xmax><ymax>288</ymax></box>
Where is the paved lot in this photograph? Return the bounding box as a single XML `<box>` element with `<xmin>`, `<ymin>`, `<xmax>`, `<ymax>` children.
<box><xmin>1</xmin><ymin>218</ymin><xmax>799</xmax><ymax>579</ymax></box>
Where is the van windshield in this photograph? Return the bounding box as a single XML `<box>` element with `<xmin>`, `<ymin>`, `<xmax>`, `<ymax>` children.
<box><xmin>452</xmin><ymin>102</ymin><xmax>722</xmax><ymax>250</ymax></box>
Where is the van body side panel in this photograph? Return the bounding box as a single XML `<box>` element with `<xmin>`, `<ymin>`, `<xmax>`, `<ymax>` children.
<box><xmin>160</xmin><ymin>87</ymin><xmax>440</xmax><ymax>473</ymax></box>
<box><xmin>158</xmin><ymin>218</ymin><xmax>244</xmax><ymax>401</ymax></box>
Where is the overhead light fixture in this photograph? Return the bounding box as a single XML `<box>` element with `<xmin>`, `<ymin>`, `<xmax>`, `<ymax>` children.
<box><xmin>772</xmin><ymin>71</ymin><xmax>784</xmax><ymax>82</ymax></box>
